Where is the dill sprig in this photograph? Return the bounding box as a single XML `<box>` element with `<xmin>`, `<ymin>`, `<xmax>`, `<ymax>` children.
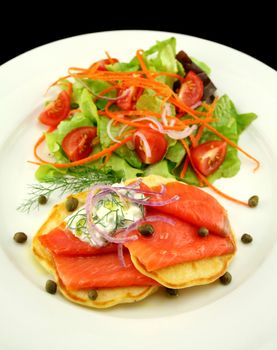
<box><xmin>17</xmin><ymin>168</ymin><xmax>122</xmax><ymax>213</ymax></box>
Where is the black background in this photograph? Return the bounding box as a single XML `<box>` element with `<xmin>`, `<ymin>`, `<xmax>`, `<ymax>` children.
<box><xmin>1</xmin><ymin>9</ymin><xmax>276</xmax><ymax>70</ymax></box>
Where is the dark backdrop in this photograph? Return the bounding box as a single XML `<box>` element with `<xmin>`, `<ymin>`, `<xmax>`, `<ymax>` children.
<box><xmin>1</xmin><ymin>10</ymin><xmax>276</xmax><ymax>70</ymax></box>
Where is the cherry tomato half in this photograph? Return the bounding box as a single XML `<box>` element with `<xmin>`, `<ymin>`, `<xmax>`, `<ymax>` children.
<box><xmin>178</xmin><ymin>70</ymin><xmax>204</xmax><ymax>107</ymax></box>
<box><xmin>61</xmin><ymin>127</ymin><xmax>97</xmax><ymax>162</ymax></box>
<box><xmin>97</xmin><ymin>58</ymin><xmax>119</xmax><ymax>71</ymax></box>
<box><xmin>39</xmin><ymin>90</ymin><xmax>71</xmax><ymax>127</ymax></box>
<box><xmin>191</xmin><ymin>140</ymin><xmax>227</xmax><ymax>176</ymax></box>
<box><xmin>133</xmin><ymin>129</ymin><xmax>167</xmax><ymax>164</ymax></box>
<box><xmin>116</xmin><ymin>86</ymin><xmax>143</xmax><ymax>110</ymax></box>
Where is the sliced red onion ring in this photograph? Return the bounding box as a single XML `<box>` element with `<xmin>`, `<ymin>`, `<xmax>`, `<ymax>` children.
<box><xmin>107</xmin><ymin>118</ymin><xmax>120</xmax><ymax>143</ymax></box>
<box><xmin>75</xmin><ymin>78</ymin><xmax>128</xmax><ymax>101</ymax></box>
<box><xmin>84</xmin><ymin>182</ymin><xmax>177</xmax><ymax>247</ymax></box>
<box><xmin>191</xmin><ymin>101</ymin><xmax>202</xmax><ymax>110</ymax></box>
<box><xmin>161</xmin><ymin>103</ymin><xmax>172</xmax><ymax>126</ymax></box>
<box><xmin>117</xmin><ymin>244</ymin><xmax>126</xmax><ymax>267</ymax></box>
<box><xmin>166</xmin><ymin>125</ymin><xmax>197</xmax><ymax>140</ymax></box>
<box><xmin>121</xmin><ymin>194</ymin><xmax>179</xmax><ymax>206</ymax></box>
<box><xmin>134</xmin><ymin>131</ymin><xmax>152</xmax><ymax>159</ymax></box>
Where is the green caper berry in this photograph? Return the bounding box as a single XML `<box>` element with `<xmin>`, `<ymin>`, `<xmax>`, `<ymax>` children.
<box><xmin>248</xmin><ymin>195</ymin><xmax>259</xmax><ymax>208</ymax></box>
<box><xmin>219</xmin><ymin>272</ymin><xmax>232</xmax><ymax>285</ymax></box>
<box><xmin>65</xmin><ymin>197</ymin><xmax>79</xmax><ymax>212</ymax></box>
<box><xmin>241</xmin><ymin>233</ymin><xmax>253</xmax><ymax>244</ymax></box>
<box><xmin>88</xmin><ymin>289</ymin><xmax>98</xmax><ymax>300</ymax></box>
<box><xmin>138</xmin><ymin>224</ymin><xmax>154</xmax><ymax>237</ymax></box>
<box><xmin>165</xmin><ymin>288</ymin><xmax>179</xmax><ymax>296</ymax></box>
<box><xmin>38</xmin><ymin>195</ymin><xmax>47</xmax><ymax>205</ymax></box>
<box><xmin>70</xmin><ymin>102</ymin><xmax>79</xmax><ymax>109</ymax></box>
<box><xmin>13</xmin><ymin>232</ymin><xmax>28</xmax><ymax>243</ymax></box>
<box><xmin>45</xmin><ymin>280</ymin><xmax>57</xmax><ymax>294</ymax></box>
<box><xmin>198</xmin><ymin>227</ymin><xmax>209</xmax><ymax>237</ymax></box>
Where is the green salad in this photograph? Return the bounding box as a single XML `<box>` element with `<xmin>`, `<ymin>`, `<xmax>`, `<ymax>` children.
<box><xmin>21</xmin><ymin>37</ymin><xmax>258</xmax><ymax>212</ymax></box>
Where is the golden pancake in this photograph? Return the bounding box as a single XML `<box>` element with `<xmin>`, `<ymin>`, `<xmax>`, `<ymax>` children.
<box><xmin>125</xmin><ymin>175</ymin><xmax>236</xmax><ymax>289</ymax></box>
<box><xmin>32</xmin><ymin>191</ymin><xmax>158</xmax><ymax>309</ymax></box>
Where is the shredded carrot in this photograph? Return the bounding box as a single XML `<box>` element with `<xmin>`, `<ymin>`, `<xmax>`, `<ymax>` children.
<box><xmin>151</xmin><ymin>71</ymin><xmax>185</xmax><ymax>83</ymax></box>
<box><xmin>136</xmin><ymin>50</ymin><xmax>153</xmax><ymax>80</ymax></box>
<box><xmin>105</xmin><ymin>51</ymin><xmax>112</xmax><ymax>62</ymax></box>
<box><xmin>180</xmin><ymin>156</ymin><xmax>189</xmax><ymax>178</ymax></box>
<box><xmin>181</xmin><ymin>139</ymin><xmax>249</xmax><ymax>206</ymax></box>
<box><xmin>69</xmin><ymin>108</ymin><xmax>81</xmax><ymax>115</ymax></box>
<box><xmin>194</xmin><ymin>125</ymin><xmax>205</xmax><ymax>144</ymax></box>
<box><xmin>29</xmin><ymin>136</ymin><xmax>133</xmax><ymax>169</ymax></box>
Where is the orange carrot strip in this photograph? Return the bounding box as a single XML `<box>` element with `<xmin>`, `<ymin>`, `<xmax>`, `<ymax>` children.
<box><xmin>180</xmin><ymin>156</ymin><xmax>189</xmax><ymax>178</ymax></box>
<box><xmin>136</xmin><ymin>50</ymin><xmax>153</xmax><ymax>80</ymax></box>
<box><xmin>29</xmin><ymin>136</ymin><xmax>133</xmax><ymax>169</ymax></box>
<box><xmin>194</xmin><ymin>125</ymin><xmax>205</xmax><ymax>144</ymax></box>
<box><xmin>151</xmin><ymin>71</ymin><xmax>185</xmax><ymax>82</ymax></box>
<box><xmin>69</xmin><ymin>108</ymin><xmax>81</xmax><ymax>115</ymax></box>
<box><xmin>181</xmin><ymin>139</ymin><xmax>249</xmax><ymax>206</ymax></box>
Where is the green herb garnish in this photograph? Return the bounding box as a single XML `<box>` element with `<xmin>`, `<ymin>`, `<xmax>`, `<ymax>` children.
<box><xmin>17</xmin><ymin>167</ymin><xmax>122</xmax><ymax>213</ymax></box>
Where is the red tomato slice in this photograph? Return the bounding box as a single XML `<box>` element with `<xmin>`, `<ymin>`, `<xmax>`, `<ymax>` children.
<box><xmin>178</xmin><ymin>71</ymin><xmax>204</xmax><ymax>107</ymax></box>
<box><xmin>97</xmin><ymin>58</ymin><xmax>119</xmax><ymax>71</ymax></box>
<box><xmin>62</xmin><ymin>127</ymin><xmax>97</xmax><ymax>162</ymax></box>
<box><xmin>116</xmin><ymin>86</ymin><xmax>143</xmax><ymax>111</ymax></box>
<box><xmin>133</xmin><ymin>129</ymin><xmax>167</xmax><ymax>164</ymax></box>
<box><xmin>39</xmin><ymin>90</ymin><xmax>71</xmax><ymax>127</ymax></box>
<box><xmin>191</xmin><ymin>140</ymin><xmax>227</xmax><ymax>176</ymax></box>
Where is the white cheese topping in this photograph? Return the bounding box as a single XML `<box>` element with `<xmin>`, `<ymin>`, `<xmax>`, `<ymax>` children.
<box><xmin>65</xmin><ymin>186</ymin><xmax>144</xmax><ymax>246</ymax></box>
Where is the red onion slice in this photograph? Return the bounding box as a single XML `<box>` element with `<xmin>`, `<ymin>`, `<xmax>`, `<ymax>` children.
<box><xmin>166</xmin><ymin>125</ymin><xmax>197</xmax><ymax>140</ymax></box>
<box><xmin>121</xmin><ymin>194</ymin><xmax>180</xmax><ymax>206</ymax></box>
<box><xmin>117</xmin><ymin>243</ymin><xmax>126</xmax><ymax>267</ymax></box>
<box><xmin>107</xmin><ymin>119</ymin><xmax>120</xmax><ymax>143</ymax></box>
<box><xmin>75</xmin><ymin>78</ymin><xmax>128</xmax><ymax>101</ymax></box>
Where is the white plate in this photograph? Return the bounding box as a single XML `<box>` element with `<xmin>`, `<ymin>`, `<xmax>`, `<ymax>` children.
<box><xmin>0</xmin><ymin>30</ymin><xmax>277</xmax><ymax>350</ymax></box>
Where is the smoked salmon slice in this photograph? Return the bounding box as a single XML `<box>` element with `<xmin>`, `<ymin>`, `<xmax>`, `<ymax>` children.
<box><xmin>53</xmin><ymin>253</ymin><xmax>159</xmax><ymax>290</ymax></box>
<box><xmin>39</xmin><ymin>227</ymin><xmax>117</xmax><ymax>256</ymax></box>
<box><xmin>147</xmin><ymin>182</ymin><xmax>231</xmax><ymax>236</ymax></box>
<box><xmin>123</xmin><ymin>209</ymin><xmax>235</xmax><ymax>272</ymax></box>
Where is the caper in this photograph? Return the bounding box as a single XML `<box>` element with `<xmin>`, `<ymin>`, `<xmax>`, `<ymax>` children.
<box><xmin>165</xmin><ymin>288</ymin><xmax>179</xmax><ymax>296</ymax></box>
<box><xmin>65</xmin><ymin>196</ymin><xmax>79</xmax><ymax>212</ymax></box>
<box><xmin>88</xmin><ymin>289</ymin><xmax>98</xmax><ymax>300</ymax></box>
<box><xmin>38</xmin><ymin>194</ymin><xmax>47</xmax><ymax>205</ymax></box>
<box><xmin>198</xmin><ymin>227</ymin><xmax>209</xmax><ymax>237</ymax></box>
<box><xmin>13</xmin><ymin>232</ymin><xmax>27</xmax><ymax>244</ymax></box>
<box><xmin>248</xmin><ymin>195</ymin><xmax>259</xmax><ymax>208</ymax></box>
<box><xmin>70</xmin><ymin>102</ymin><xmax>79</xmax><ymax>109</ymax></box>
<box><xmin>45</xmin><ymin>280</ymin><xmax>57</xmax><ymax>294</ymax></box>
<box><xmin>138</xmin><ymin>224</ymin><xmax>154</xmax><ymax>237</ymax></box>
<box><xmin>219</xmin><ymin>272</ymin><xmax>232</xmax><ymax>285</ymax></box>
<box><xmin>241</xmin><ymin>233</ymin><xmax>253</xmax><ymax>244</ymax></box>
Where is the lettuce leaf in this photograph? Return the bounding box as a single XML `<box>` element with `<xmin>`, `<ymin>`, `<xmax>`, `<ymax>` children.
<box><xmin>144</xmin><ymin>160</ymin><xmax>175</xmax><ymax>178</ymax></box>
<box><xmin>236</xmin><ymin>112</ymin><xmax>257</xmax><ymax>134</ymax></box>
<box><xmin>79</xmin><ymin>89</ymin><xmax>99</xmax><ymax>124</ymax></box>
<box><xmin>165</xmin><ymin>141</ymin><xmax>186</xmax><ymax>166</ymax></box>
<box><xmin>104</xmin><ymin>154</ymin><xmax>143</xmax><ymax>180</ymax></box>
<box><xmin>130</xmin><ymin>37</ymin><xmax>179</xmax><ymax>87</ymax></box>
<box><xmin>190</xmin><ymin>57</ymin><xmax>211</xmax><ymax>75</ymax></box>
